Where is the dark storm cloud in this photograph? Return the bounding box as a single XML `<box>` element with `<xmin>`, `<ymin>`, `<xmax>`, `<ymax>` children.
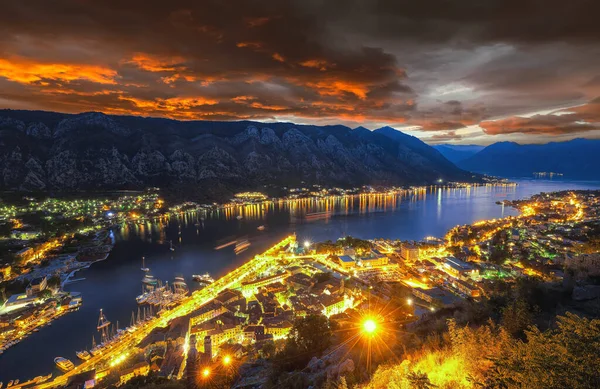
<box><xmin>0</xmin><ymin>0</ymin><xmax>598</xmax><ymax>141</ymax></box>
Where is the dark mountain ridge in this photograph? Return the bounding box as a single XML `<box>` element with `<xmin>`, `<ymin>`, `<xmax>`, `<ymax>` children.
<box><xmin>457</xmin><ymin>138</ymin><xmax>600</xmax><ymax>179</ymax></box>
<box><xmin>0</xmin><ymin>109</ymin><xmax>475</xmax><ymax>201</ymax></box>
<box><xmin>432</xmin><ymin>144</ymin><xmax>485</xmax><ymax>164</ymax></box>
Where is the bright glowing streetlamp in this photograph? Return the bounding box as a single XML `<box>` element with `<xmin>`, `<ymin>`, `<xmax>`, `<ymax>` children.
<box><xmin>363</xmin><ymin>318</ymin><xmax>377</xmax><ymax>334</ymax></box>
<box><xmin>304</xmin><ymin>240</ymin><xmax>311</xmax><ymax>248</ymax></box>
<box><xmin>202</xmin><ymin>368</ymin><xmax>211</xmax><ymax>379</ymax></box>
<box><xmin>223</xmin><ymin>355</ymin><xmax>232</xmax><ymax>366</ymax></box>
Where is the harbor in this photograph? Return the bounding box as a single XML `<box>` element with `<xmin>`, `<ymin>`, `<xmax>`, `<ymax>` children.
<box><xmin>2</xmin><ymin>180</ymin><xmax>600</xmax><ymax>383</ymax></box>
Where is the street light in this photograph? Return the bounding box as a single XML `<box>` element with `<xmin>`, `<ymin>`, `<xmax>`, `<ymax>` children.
<box><xmin>202</xmin><ymin>368</ymin><xmax>211</xmax><ymax>378</ymax></box>
<box><xmin>363</xmin><ymin>318</ymin><xmax>377</xmax><ymax>334</ymax></box>
<box><xmin>223</xmin><ymin>355</ymin><xmax>232</xmax><ymax>366</ymax></box>
<box><xmin>407</xmin><ymin>298</ymin><xmax>413</xmax><ymax>306</ymax></box>
<box><xmin>304</xmin><ymin>240</ymin><xmax>311</xmax><ymax>248</ymax></box>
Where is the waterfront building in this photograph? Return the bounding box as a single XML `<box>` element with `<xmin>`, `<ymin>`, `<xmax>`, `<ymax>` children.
<box><xmin>2</xmin><ymin>293</ymin><xmax>38</xmax><ymax>310</ymax></box>
<box><xmin>241</xmin><ymin>273</ymin><xmax>289</xmax><ymax>297</ymax></box>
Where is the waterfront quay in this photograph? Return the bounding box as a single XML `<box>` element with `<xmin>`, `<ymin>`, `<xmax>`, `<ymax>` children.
<box><xmin>29</xmin><ymin>236</ymin><xmax>302</xmax><ymax>388</ymax></box>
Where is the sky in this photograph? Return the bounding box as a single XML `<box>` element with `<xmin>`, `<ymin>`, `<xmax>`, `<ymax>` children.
<box><xmin>0</xmin><ymin>0</ymin><xmax>599</xmax><ymax>145</ymax></box>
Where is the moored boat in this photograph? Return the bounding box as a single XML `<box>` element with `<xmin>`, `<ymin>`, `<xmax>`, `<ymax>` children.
<box><xmin>54</xmin><ymin>357</ymin><xmax>75</xmax><ymax>372</ymax></box>
<box><xmin>76</xmin><ymin>350</ymin><xmax>91</xmax><ymax>361</ymax></box>
<box><xmin>192</xmin><ymin>273</ymin><xmax>214</xmax><ymax>284</ymax></box>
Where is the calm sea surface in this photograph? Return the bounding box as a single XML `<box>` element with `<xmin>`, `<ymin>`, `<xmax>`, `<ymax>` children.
<box><xmin>2</xmin><ymin>179</ymin><xmax>600</xmax><ymax>382</ymax></box>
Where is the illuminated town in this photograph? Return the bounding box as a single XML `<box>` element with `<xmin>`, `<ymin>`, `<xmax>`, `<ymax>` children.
<box><xmin>1</xmin><ymin>187</ymin><xmax>599</xmax><ymax>388</ymax></box>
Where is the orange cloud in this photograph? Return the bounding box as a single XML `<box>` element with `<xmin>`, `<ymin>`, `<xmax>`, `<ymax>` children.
<box><xmin>245</xmin><ymin>17</ymin><xmax>271</xmax><ymax>28</ymax></box>
<box><xmin>126</xmin><ymin>53</ymin><xmax>186</xmax><ymax>72</ymax></box>
<box><xmin>0</xmin><ymin>57</ymin><xmax>117</xmax><ymax>85</ymax></box>
<box><xmin>120</xmin><ymin>96</ymin><xmax>219</xmax><ymax>112</ymax></box>
<box><xmin>272</xmin><ymin>53</ymin><xmax>285</xmax><ymax>63</ymax></box>
<box><xmin>232</xmin><ymin>95</ymin><xmax>257</xmax><ymax>102</ymax></box>
<box><xmin>236</xmin><ymin>42</ymin><xmax>263</xmax><ymax>49</ymax></box>
<box><xmin>306</xmin><ymin>80</ymin><xmax>369</xmax><ymax>99</ymax></box>
<box><xmin>299</xmin><ymin>59</ymin><xmax>331</xmax><ymax>71</ymax></box>
<box><xmin>249</xmin><ymin>102</ymin><xmax>288</xmax><ymax>111</ymax></box>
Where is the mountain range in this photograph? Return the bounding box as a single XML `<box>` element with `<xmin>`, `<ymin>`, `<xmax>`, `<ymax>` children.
<box><xmin>435</xmin><ymin>139</ymin><xmax>600</xmax><ymax>179</ymax></box>
<box><xmin>432</xmin><ymin>144</ymin><xmax>485</xmax><ymax>164</ymax></box>
<box><xmin>0</xmin><ymin>110</ymin><xmax>474</xmax><ymax>201</ymax></box>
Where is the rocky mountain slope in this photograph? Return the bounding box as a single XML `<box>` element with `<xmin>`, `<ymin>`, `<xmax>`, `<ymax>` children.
<box><xmin>0</xmin><ymin>110</ymin><xmax>475</xmax><ymax>200</ymax></box>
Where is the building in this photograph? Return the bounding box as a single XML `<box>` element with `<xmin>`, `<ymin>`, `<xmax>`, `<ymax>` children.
<box><xmin>412</xmin><ymin>287</ymin><xmax>461</xmax><ymax>306</ymax></box>
<box><xmin>3</xmin><ymin>293</ymin><xmax>38</xmax><ymax>310</ymax></box>
<box><xmin>27</xmin><ymin>276</ymin><xmax>48</xmax><ymax>296</ymax></box>
<box><xmin>452</xmin><ymin>279</ymin><xmax>481</xmax><ymax>298</ymax></box>
<box><xmin>401</xmin><ymin>243</ymin><xmax>419</xmax><ymax>262</ymax></box>
<box><xmin>203</xmin><ymin>335</ymin><xmax>213</xmax><ymax>359</ymax></box>
<box><xmin>16</xmin><ymin>247</ymin><xmax>34</xmax><ymax>262</ymax></box>
<box><xmin>337</xmin><ymin>255</ymin><xmax>356</xmax><ymax>269</ymax></box>
<box><xmin>118</xmin><ymin>362</ymin><xmax>149</xmax><ymax>386</ymax></box>
<box><xmin>443</xmin><ymin>257</ymin><xmax>479</xmax><ymax>280</ymax></box>
<box><xmin>287</xmin><ymin>272</ymin><xmax>313</xmax><ymax>289</ymax></box>
<box><xmin>241</xmin><ymin>273</ymin><xmax>289</xmax><ymax>297</ymax></box>
<box><xmin>189</xmin><ymin>301</ymin><xmax>228</xmax><ymax>328</ymax></box>
<box><xmin>243</xmin><ymin>325</ymin><xmax>265</xmax><ymax>344</ymax></box>
<box><xmin>15</xmin><ymin>310</ymin><xmax>37</xmax><ymax>327</ymax></box>
<box><xmin>320</xmin><ymin>295</ymin><xmax>346</xmax><ymax>317</ymax></box>
<box><xmin>0</xmin><ymin>264</ymin><xmax>11</xmax><ymax>280</ymax></box>
<box><xmin>359</xmin><ymin>255</ymin><xmax>389</xmax><ymax>268</ymax></box>
<box><xmin>265</xmin><ymin>321</ymin><xmax>293</xmax><ymax>340</ymax></box>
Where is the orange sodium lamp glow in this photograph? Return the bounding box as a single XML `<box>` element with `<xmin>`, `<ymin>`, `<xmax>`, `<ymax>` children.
<box><xmin>223</xmin><ymin>355</ymin><xmax>232</xmax><ymax>365</ymax></box>
<box><xmin>363</xmin><ymin>318</ymin><xmax>377</xmax><ymax>334</ymax></box>
<box><xmin>202</xmin><ymin>368</ymin><xmax>210</xmax><ymax>378</ymax></box>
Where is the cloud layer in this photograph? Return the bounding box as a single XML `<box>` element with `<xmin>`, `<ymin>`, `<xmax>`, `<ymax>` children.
<box><xmin>0</xmin><ymin>0</ymin><xmax>599</xmax><ymax>143</ymax></box>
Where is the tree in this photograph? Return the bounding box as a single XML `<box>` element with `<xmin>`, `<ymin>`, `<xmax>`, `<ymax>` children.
<box><xmin>407</xmin><ymin>371</ymin><xmax>437</xmax><ymax>389</ymax></box>
<box><xmin>261</xmin><ymin>340</ymin><xmax>276</xmax><ymax>359</ymax></box>
<box><xmin>289</xmin><ymin>314</ymin><xmax>333</xmax><ymax>355</ymax></box>
<box><xmin>500</xmin><ymin>298</ymin><xmax>533</xmax><ymax>338</ymax></box>
<box><xmin>275</xmin><ymin>314</ymin><xmax>335</xmax><ymax>370</ymax></box>
<box><xmin>337</xmin><ymin>376</ymin><xmax>349</xmax><ymax>389</ymax></box>
<box><xmin>47</xmin><ymin>275</ymin><xmax>61</xmax><ymax>288</ymax></box>
<box><xmin>38</xmin><ymin>289</ymin><xmax>53</xmax><ymax>299</ymax></box>
<box><xmin>486</xmin><ymin>312</ymin><xmax>600</xmax><ymax>389</ymax></box>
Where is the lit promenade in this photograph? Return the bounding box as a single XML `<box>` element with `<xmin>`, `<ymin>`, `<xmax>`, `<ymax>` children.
<box><xmin>33</xmin><ymin>236</ymin><xmax>296</xmax><ymax>389</ymax></box>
